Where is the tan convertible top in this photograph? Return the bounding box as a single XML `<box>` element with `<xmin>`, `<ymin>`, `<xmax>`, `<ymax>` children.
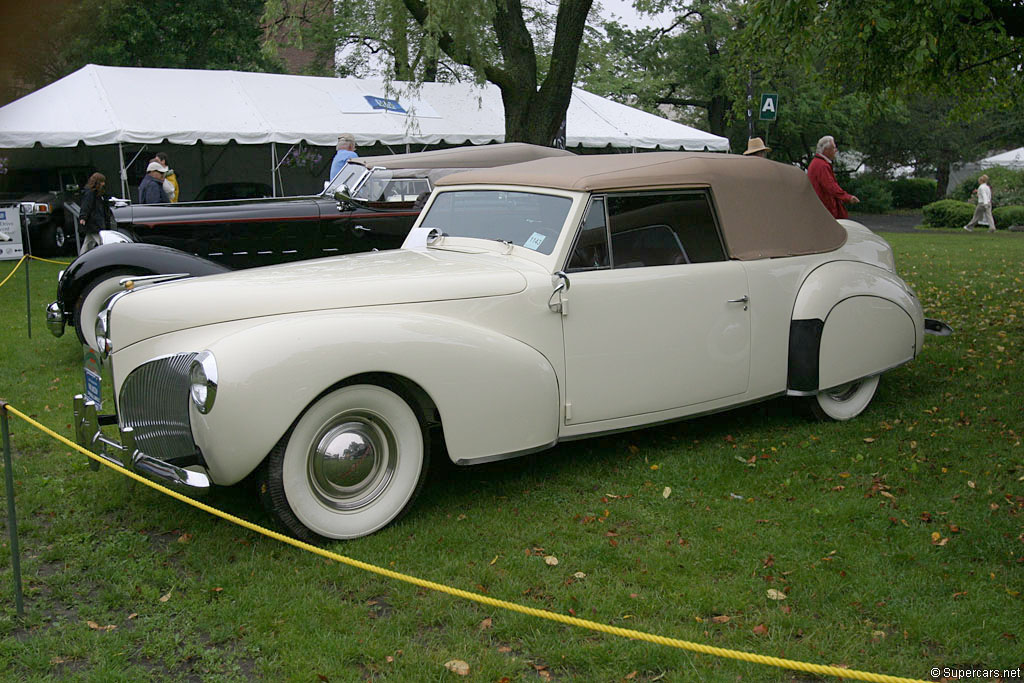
<box><xmin>436</xmin><ymin>152</ymin><xmax>847</xmax><ymax>260</ymax></box>
<box><xmin>353</xmin><ymin>142</ymin><xmax>575</xmax><ymax>170</ymax></box>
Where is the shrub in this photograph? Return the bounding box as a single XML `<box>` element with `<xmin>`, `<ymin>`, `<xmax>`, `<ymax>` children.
<box><xmin>953</xmin><ymin>166</ymin><xmax>1024</xmax><ymax>206</ymax></box>
<box><xmin>922</xmin><ymin>199</ymin><xmax>975</xmax><ymax>228</ymax></box>
<box><xmin>890</xmin><ymin>178</ymin><xmax>938</xmax><ymax>208</ymax></box>
<box><xmin>844</xmin><ymin>174</ymin><xmax>893</xmax><ymax>213</ymax></box>
<box><xmin>993</xmin><ymin>205</ymin><xmax>1024</xmax><ymax>228</ymax></box>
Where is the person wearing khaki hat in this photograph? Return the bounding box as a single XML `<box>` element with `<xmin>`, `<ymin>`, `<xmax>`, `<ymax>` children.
<box><xmin>138</xmin><ymin>161</ymin><xmax>170</xmax><ymax>204</ymax></box>
<box><xmin>743</xmin><ymin>137</ymin><xmax>771</xmax><ymax>158</ymax></box>
<box><xmin>330</xmin><ymin>133</ymin><xmax>359</xmax><ymax>179</ymax></box>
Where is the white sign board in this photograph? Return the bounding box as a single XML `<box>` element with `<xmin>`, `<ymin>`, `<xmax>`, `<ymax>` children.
<box><xmin>0</xmin><ymin>205</ymin><xmax>24</xmax><ymax>261</ymax></box>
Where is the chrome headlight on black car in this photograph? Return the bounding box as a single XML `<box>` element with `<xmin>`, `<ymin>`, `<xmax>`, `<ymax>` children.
<box><xmin>189</xmin><ymin>351</ymin><xmax>218</xmax><ymax>414</ymax></box>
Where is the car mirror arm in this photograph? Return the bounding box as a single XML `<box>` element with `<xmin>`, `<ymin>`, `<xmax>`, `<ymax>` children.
<box><xmin>548</xmin><ymin>271</ymin><xmax>570</xmax><ymax>315</ymax></box>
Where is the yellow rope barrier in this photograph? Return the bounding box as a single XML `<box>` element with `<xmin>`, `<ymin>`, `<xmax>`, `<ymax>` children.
<box><xmin>0</xmin><ymin>256</ymin><xmax>27</xmax><ymax>289</ymax></box>
<box><xmin>28</xmin><ymin>255</ymin><xmax>71</xmax><ymax>266</ymax></box>
<box><xmin>4</xmin><ymin>404</ymin><xmax>928</xmax><ymax>683</ymax></box>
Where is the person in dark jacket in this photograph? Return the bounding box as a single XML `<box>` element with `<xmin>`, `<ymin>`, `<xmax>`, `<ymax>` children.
<box><xmin>138</xmin><ymin>161</ymin><xmax>170</xmax><ymax>204</ymax></box>
<box><xmin>78</xmin><ymin>172</ymin><xmax>114</xmax><ymax>252</ymax></box>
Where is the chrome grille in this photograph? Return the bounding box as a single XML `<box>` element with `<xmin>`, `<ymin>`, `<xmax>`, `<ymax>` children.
<box><xmin>119</xmin><ymin>353</ymin><xmax>198</xmax><ymax>462</ymax></box>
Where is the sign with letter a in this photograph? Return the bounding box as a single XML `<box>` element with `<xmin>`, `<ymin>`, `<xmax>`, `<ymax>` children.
<box><xmin>759</xmin><ymin>93</ymin><xmax>779</xmax><ymax>121</ymax></box>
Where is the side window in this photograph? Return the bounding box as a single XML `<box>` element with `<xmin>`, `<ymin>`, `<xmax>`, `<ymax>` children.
<box><xmin>566</xmin><ymin>197</ymin><xmax>610</xmax><ymax>271</ymax></box>
<box><xmin>606</xmin><ymin>191</ymin><xmax>726</xmax><ymax>268</ymax></box>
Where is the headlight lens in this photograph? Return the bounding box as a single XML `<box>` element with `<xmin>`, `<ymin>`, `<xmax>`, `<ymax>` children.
<box><xmin>189</xmin><ymin>351</ymin><xmax>218</xmax><ymax>414</ymax></box>
<box><xmin>94</xmin><ymin>310</ymin><xmax>110</xmax><ymax>356</ymax></box>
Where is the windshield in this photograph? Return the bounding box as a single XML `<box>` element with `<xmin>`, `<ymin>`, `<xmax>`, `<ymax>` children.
<box><xmin>323</xmin><ymin>163</ymin><xmax>369</xmax><ymax>197</ymax></box>
<box><xmin>419</xmin><ymin>189</ymin><xmax>572</xmax><ymax>255</ymax></box>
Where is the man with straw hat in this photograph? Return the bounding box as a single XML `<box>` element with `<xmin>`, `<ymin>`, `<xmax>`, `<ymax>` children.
<box><xmin>743</xmin><ymin>137</ymin><xmax>771</xmax><ymax>158</ymax></box>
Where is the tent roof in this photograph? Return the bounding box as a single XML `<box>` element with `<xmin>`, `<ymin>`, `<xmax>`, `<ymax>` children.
<box><xmin>980</xmin><ymin>147</ymin><xmax>1024</xmax><ymax>169</ymax></box>
<box><xmin>0</xmin><ymin>64</ymin><xmax>729</xmax><ymax>152</ymax></box>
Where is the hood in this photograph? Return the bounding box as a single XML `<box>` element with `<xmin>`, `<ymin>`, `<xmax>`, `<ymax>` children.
<box><xmin>110</xmin><ymin>248</ymin><xmax>528</xmax><ymax>348</ymax></box>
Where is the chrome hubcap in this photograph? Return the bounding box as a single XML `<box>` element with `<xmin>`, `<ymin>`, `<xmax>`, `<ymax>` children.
<box><xmin>308</xmin><ymin>416</ymin><xmax>395</xmax><ymax>511</ymax></box>
<box><xmin>825</xmin><ymin>380</ymin><xmax>861</xmax><ymax>402</ymax></box>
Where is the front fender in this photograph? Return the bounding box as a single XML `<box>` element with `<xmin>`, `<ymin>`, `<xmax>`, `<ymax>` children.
<box><xmin>189</xmin><ymin>311</ymin><xmax>560</xmax><ymax>485</ymax></box>
<box><xmin>56</xmin><ymin>243</ymin><xmax>231</xmax><ymax>316</ymax></box>
<box><xmin>788</xmin><ymin>260</ymin><xmax>924</xmax><ymax>392</ymax></box>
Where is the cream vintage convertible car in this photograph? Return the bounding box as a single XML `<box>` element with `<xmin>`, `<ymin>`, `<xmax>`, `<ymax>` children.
<box><xmin>74</xmin><ymin>152</ymin><xmax>951</xmax><ymax>541</ymax></box>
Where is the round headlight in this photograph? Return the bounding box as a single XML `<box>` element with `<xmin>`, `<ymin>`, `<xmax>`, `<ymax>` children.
<box><xmin>94</xmin><ymin>311</ymin><xmax>110</xmax><ymax>356</ymax></box>
<box><xmin>189</xmin><ymin>351</ymin><xmax>218</xmax><ymax>414</ymax></box>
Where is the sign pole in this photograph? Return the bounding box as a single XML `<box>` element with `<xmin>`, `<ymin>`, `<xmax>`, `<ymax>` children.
<box><xmin>21</xmin><ymin>210</ymin><xmax>31</xmax><ymax>339</ymax></box>
<box><xmin>1</xmin><ymin>402</ymin><xmax>25</xmax><ymax>618</ymax></box>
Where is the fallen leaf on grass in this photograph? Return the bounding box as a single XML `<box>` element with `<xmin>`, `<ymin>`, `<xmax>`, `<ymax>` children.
<box><xmin>86</xmin><ymin>620</ymin><xmax>117</xmax><ymax>631</ymax></box>
<box><xmin>158</xmin><ymin>591</ymin><xmax>172</xmax><ymax>603</ymax></box>
<box><xmin>177</xmin><ymin>533</ymin><xmax>192</xmax><ymax>543</ymax></box>
<box><xmin>544</xmin><ymin>555</ymin><xmax>559</xmax><ymax>566</ymax></box>
<box><xmin>711</xmin><ymin>615</ymin><xmax>730</xmax><ymax>623</ymax></box>
<box><xmin>931</xmin><ymin>532</ymin><xmax>949</xmax><ymax>546</ymax></box>
<box><xmin>752</xmin><ymin>624</ymin><xmax>768</xmax><ymax>636</ymax></box>
<box><xmin>625</xmin><ymin>671</ymin><xmax>638</xmax><ymax>680</ymax></box>
<box><xmin>478</xmin><ymin>617</ymin><xmax>493</xmax><ymax>631</ymax></box>
<box><xmin>766</xmin><ymin>589</ymin><xmax>786</xmax><ymax>601</ymax></box>
<box><xmin>489</xmin><ymin>555</ymin><xmax>499</xmax><ymax>565</ymax></box>
<box><xmin>444</xmin><ymin>660</ymin><xmax>470</xmax><ymax>676</ymax></box>
<box><xmin>573</xmin><ymin>572</ymin><xmax>586</xmax><ymax>579</ymax></box>
<box><xmin>662</xmin><ymin>486</ymin><xmax>672</xmax><ymax>499</ymax></box>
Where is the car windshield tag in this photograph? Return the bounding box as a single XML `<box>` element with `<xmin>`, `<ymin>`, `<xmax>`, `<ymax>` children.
<box><xmin>83</xmin><ymin>347</ymin><xmax>103</xmax><ymax>409</ymax></box>
<box><xmin>524</xmin><ymin>232</ymin><xmax>546</xmax><ymax>251</ymax></box>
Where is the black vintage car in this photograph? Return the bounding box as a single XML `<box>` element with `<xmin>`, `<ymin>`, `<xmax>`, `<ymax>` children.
<box><xmin>47</xmin><ymin>144</ymin><xmax>574</xmax><ymax>347</ymax></box>
<box><xmin>0</xmin><ymin>166</ymin><xmax>93</xmax><ymax>255</ymax></box>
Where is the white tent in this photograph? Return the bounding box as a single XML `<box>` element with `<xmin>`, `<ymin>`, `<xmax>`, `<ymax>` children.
<box><xmin>0</xmin><ymin>65</ymin><xmax>728</xmax><ymax>199</ymax></box>
<box><xmin>980</xmin><ymin>147</ymin><xmax>1024</xmax><ymax>170</ymax></box>
<box><xmin>0</xmin><ymin>64</ymin><xmax>727</xmax><ymax>149</ymax></box>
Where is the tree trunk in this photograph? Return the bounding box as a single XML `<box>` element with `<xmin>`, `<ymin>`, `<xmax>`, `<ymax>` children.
<box><xmin>402</xmin><ymin>0</ymin><xmax>593</xmax><ymax>145</ymax></box>
<box><xmin>935</xmin><ymin>160</ymin><xmax>951</xmax><ymax>200</ymax></box>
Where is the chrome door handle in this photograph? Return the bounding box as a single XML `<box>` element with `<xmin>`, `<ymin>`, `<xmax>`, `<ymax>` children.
<box><xmin>728</xmin><ymin>295</ymin><xmax>749</xmax><ymax>310</ymax></box>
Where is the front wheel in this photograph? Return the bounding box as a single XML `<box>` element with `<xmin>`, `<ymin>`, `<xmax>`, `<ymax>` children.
<box><xmin>261</xmin><ymin>384</ymin><xmax>429</xmax><ymax>542</ymax></box>
<box><xmin>809</xmin><ymin>375</ymin><xmax>880</xmax><ymax>421</ymax></box>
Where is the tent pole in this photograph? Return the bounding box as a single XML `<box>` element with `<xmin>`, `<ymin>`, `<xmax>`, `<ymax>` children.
<box><xmin>271</xmin><ymin>143</ymin><xmax>277</xmax><ymax>197</ymax></box>
<box><xmin>118</xmin><ymin>143</ymin><xmax>128</xmax><ymax>199</ymax></box>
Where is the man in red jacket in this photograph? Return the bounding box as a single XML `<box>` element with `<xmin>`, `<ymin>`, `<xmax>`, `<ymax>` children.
<box><xmin>807</xmin><ymin>135</ymin><xmax>859</xmax><ymax>219</ymax></box>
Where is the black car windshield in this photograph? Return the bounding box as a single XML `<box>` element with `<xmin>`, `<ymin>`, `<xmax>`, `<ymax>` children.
<box><xmin>419</xmin><ymin>190</ymin><xmax>572</xmax><ymax>255</ymax></box>
<box><xmin>324</xmin><ymin>163</ymin><xmax>369</xmax><ymax>197</ymax></box>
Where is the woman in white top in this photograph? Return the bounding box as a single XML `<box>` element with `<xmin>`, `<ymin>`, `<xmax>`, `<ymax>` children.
<box><xmin>964</xmin><ymin>174</ymin><xmax>996</xmax><ymax>233</ymax></box>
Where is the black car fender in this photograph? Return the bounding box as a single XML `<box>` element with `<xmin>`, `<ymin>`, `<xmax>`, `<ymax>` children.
<box><xmin>56</xmin><ymin>242</ymin><xmax>232</xmax><ymax>318</ymax></box>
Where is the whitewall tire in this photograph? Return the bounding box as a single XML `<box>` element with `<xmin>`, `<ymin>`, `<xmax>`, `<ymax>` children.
<box><xmin>810</xmin><ymin>375</ymin><xmax>880</xmax><ymax>421</ymax></box>
<box><xmin>262</xmin><ymin>384</ymin><xmax>429</xmax><ymax>542</ymax></box>
<box><xmin>75</xmin><ymin>271</ymin><xmax>142</xmax><ymax>348</ymax></box>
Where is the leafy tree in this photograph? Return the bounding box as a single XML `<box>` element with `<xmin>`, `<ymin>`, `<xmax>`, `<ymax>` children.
<box><xmin>59</xmin><ymin>0</ymin><xmax>283</xmax><ymax>74</ymax></box>
<box><xmin>748</xmin><ymin>0</ymin><xmax>1024</xmax><ymax>109</ymax></box>
<box><xmin>263</xmin><ymin>0</ymin><xmax>445</xmax><ymax>80</ymax></box>
<box><xmin>576</xmin><ymin>1</ymin><xmax>743</xmax><ymax>137</ymax></box>
<box><xmin>399</xmin><ymin>0</ymin><xmax>595</xmax><ymax>144</ymax></box>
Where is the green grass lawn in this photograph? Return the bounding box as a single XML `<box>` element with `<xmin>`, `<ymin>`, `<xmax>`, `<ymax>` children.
<box><xmin>1</xmin><ymin>234</ymin><xmax>1021</xmax><ymax>682</ymax></box>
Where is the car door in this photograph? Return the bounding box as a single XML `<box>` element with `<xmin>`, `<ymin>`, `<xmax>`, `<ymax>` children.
<box><xmin>317</xmin><ymin>175</ymin><xmax>429</xmax><ymax>255</ymax></box>
<box><xmin>559</xmin><ymin>191</ymin><xmax>751</xmax><ymax>425</ymax></box>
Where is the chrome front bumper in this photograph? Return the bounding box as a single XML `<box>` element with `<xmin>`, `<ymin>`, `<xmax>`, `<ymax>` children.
<box><xmin>73</xmin><ymin>394</ymin><xmax>211</xmax><ymax>493</ymax></box>
<box><xmin>46</xmin><ymin>301</ymin><xmax>66</xmax><ymax>337</ymax></box>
